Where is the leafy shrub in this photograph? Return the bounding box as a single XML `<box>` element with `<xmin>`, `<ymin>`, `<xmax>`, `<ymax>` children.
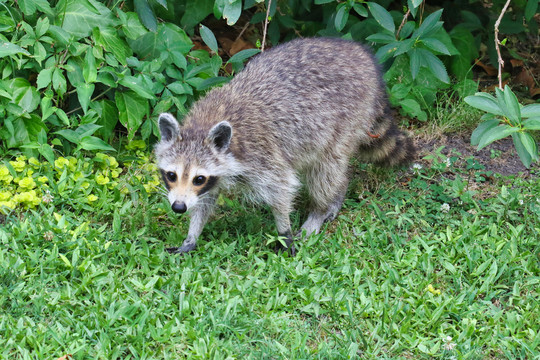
<box><xmin>465</xmin><ymin>86</ymin><xmax>540</xmax><ymax>168</ymax></box>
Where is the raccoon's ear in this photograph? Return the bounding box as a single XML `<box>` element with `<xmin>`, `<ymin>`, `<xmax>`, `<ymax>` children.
<box><xmin>158</xmin><ymin>113</ymin><xmax>181</xmax><ymax>142</ymax></box>
<box><xmin>207</xmin><ymin>121</ymin><xmax>232</xmax><ymax>152</ymax></box>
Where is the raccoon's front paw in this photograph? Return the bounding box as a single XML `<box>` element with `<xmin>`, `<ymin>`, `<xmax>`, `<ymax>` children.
<box><xmin>166</xmin><ymin>242</ymin><xmax>197</xmax><ymax>254</ymax></box>
<box><xmin>274</xmin><ymin>242</ymin><xmax>297</xmax><ymax>256</ymax></box>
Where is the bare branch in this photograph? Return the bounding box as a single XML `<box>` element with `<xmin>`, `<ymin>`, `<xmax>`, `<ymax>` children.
<box><xmin>494</xmin><ymin>0</ymin><xmax>511</xmax><ymax>89</ymax></box>
<box><xmin>261</xmin><ymin>0</ymin><xmax>272</xmax><ymax>51</ymax></box>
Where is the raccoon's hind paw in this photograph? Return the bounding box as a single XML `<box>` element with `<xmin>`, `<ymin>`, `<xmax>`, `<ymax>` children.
<box><xmin>274</xmin><ymin>242</ymin><xmax>297</xmax><ymax>257</ymax></box>
<box><xmin>166</xmin><ymin>243</ymin><xmax>197</xmax><ymax>254</ymax></box>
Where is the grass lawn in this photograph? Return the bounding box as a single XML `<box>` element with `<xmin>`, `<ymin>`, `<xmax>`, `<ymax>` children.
<box><xmin>1</xmin><ymin>148</ymin><xmax>539</xmax><ymax>359</ymax></box>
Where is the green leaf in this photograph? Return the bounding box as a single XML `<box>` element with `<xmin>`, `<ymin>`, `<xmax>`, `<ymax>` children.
<box><xmin>420</xmin><ymin>49</ymin><xmax>449</xmax><ymax>83</ymax></box>
<box><xmin>521</xmin><ymin>104</ymin><xmax>540</xmax><ymax>118</ymax></box>
<box><xmin>314</xmin><ymin>0</ymin><xmax>334</xmax><ymax>4</ymax></box>
<box><xmin>525</xmin><ymin>0</ymin><xmax>538</xmax><ymax>21</ymax></box>
<box><xmin>227</xmin><ymin>49</ymin><xmax>261</xmax><ymax>64</ymax></box>
<box><xmin>365</xmin><ymin>33</ymin><xmax>395</xmax><ymax>44</ymax></box>
<box><xmin>464</xmin><ymin>93</ymin><xmax>504</xmax><ymax>116</ymax></box>
<box><xmin>115</xmin><ymin>91</ymin><xmax>149</xmax><ymax>141</ymax></box>
<box><xmin>196</xmin><ymin>77</ymin><xmax>230</xmax><ymax>91</ymax></box>
<box><xmin>83</xmin><ymin>50</ymin><xmax>97</xmax><ymax>83</ymax></box>
<box><xmin>129</xmin><ymin>23</ymin><xmax>193</xmax><ymax>60</ymax></box>
<box><xmin>13</xmin><ymin>85</ymin><xmax>40</xmax><ymax>113</ymax></box>
<box><xmin>516</xmin><ymin>132</ymin><xmax>539</xmax><ymax>162</ymax></box>
<box><xmin>39</xmin><ymin>143</ymin><xmax>55</xmax><ymax>164</ymax></box>
<box><xmin>421</xmin><ymin>38</ymin><xmax>451</xmax><ymax>55</ymax></box>
<box><xmin>52</xmin><ymin>68</ymin><xmax>67</xmax><ymax>96</ymax></box>
<box><xmin>413</xmin><ymin>9</ymin><xmax>443</xmax><ymax>39</ymax></box>
<box><xmin>93</xmin><ymin>27</ymin><xmax>132</xmax><ymax>65</ymax></box>
<box><xmin>133</xmin><ymin>0</ymin><xmax>157</xmax><ymax>31</ymax></box>
<box><xmin>119</xmin><ymin>76</ymin><xmax>155</xmax><ymax>100</ymax></box>
<box><xmin>223</xmin><ymin>0</ymin><xmax>242</xmax><ymax>26</ymax></box>
<box><xmin>353</xmin><ymin>3</ymin><xmax>368</xmax><ymax>17</ymax></box>
<box><xmin>471</xmin><ymin>119</ymin><xmax>500</xmax><ymax>146</ymax></box>
<box><xmin>374</xmin><ymin>42</ymin><xmax>399</xmax><ymax>62</ymax></box>
<box><xmin>79</xmin><ymin>136</ymin><xmax>115</xmax><ymax>151</ymax></box>
<box><xmin>56</xmin><ymin>0</ymin><xmax>116</xmax><ymax>39</ymax></box>
<box><xmin>118</xmin><ymin>11</ymin><xmax>148</xmax><ymax>40</ymax></box>
<box><xmin>512</xmin><ymin>133</ymin><xmax>533</xmax><ymax>168</ymax></box>
<box><xmin>335</xmin><ymin>4</ymin><xmax>350</xmax><ymax>32</ymax></box>
<box><xmin>502</xmin><ymin>85</ymin><xmax>522</xmax><ymax>124</ymax></box>
<box><xmin>91</xmin><ymin>100</ymin><xmax>118</xmax><ymax>142</ymax></box>
<box><xmin>368</xmin><ymin>2</ymin><xmax>395</xmax><ymax>34</ymax></box>
<box><xmin>55</xmin><ymin>129</ymin><xmax>82</xmax><ymax>144</ymax></box>
<box><xmin>408</xmin><ymin>48</ymin><xmax>421</xmax><ymax>79</ymax></box>
<box><xmin>75</xmin><ymin>124</ymin><xmax>102</xmax><ymax>137</ymax></box>
<box><xmin>0</xmin><ymin>41</ymin><xmax>31</xmax><ymax>58</ymax></box>
<box><xmin>394</xmin><ymin>38</ymin><xmax>415</xmax><ymax>56</ymax></box>
<box><xmin>199</xmin><ymin>24</ymin><xmax>218</xmax><ymax>53</ymax></box>
<box><xmin>76</xmin><ymin>83</ymin><xmax>95</xmax><ymax>114</ymax></box>
<box><xmin>399</xmin><ymin>98</ymin><xmax>427</xmax><ymax>121</ymax></box>
<box><xmin>522</xmin><ymin>117</ymin><xmax>540</xmax><ymax>130</ymax></box>
<box><xmin>167</xmin><ymin>82</ymin><xmax>193</xmax><ymax>95</ymax></box>
<box><xmin>477</xmin><ymin>124</ymin><xmax>519</xmax><ymax>151</ymax></box>
<box><xmin>37</xmin><ymin>68</ymin><xmax>53</xmax><ymax>90</ymax></box>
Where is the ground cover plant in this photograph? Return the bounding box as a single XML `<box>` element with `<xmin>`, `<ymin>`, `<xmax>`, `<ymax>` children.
<box><xmin>1</xmin><ymin>0</ymin><xmax>539</xmax><ymax>358</ymax></box>
<box><xmin>1</xmin><ymin>149</ymin><xmax>539</xmax><ymax>358</ymax></box>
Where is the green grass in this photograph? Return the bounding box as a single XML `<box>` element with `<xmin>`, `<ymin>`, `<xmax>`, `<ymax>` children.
<box><xmin>1</xmin><ymin>152</ymin><xmax>539</xmax><ymax>359</ymax></box>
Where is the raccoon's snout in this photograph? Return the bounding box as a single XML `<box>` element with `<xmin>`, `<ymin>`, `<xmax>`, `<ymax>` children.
<box><xmin>172</xmin><ymin>201</ymin><xmax>187</xmax><ymax>214</ymax></box>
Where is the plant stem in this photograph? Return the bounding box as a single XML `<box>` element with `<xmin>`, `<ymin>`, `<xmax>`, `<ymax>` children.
<box><xmin>261</xmin><ymin>0</ymin><xmax>272</xmax><ymax>51</ymax></box>
<box><xmin>494</xmin><ymin>0</ymin><xmax>511</xmax><ymax>89</ymax></box>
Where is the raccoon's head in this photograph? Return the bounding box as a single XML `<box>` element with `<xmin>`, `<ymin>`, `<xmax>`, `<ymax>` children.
<box><xmin>155</xmin><ymin>113</ymin><xmax>237</xmax><ymax>214</ymax></box>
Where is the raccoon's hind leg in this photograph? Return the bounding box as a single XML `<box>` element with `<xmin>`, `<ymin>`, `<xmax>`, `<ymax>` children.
<box><xmin>167</xmin><ymin>194</ymin><xmax>217</xmax><ymax>254</ymax></box>
<box><xmin>300</xmin><ymin>159</ymin><xmax>349</xmax><ymax>236</ymax></box>
<box><xmin>358</xmin><ymin>110</ymin><xmax>416</xmax><ymax>167</ymax></box>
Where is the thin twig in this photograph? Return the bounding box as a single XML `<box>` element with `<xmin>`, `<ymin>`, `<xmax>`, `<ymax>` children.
<box><xmin>396</xmin><ymin>9</ymin><xmax>411</xmax><ymax>39</ymax></box>
<box><xmin>261</xmin><ymin>0</ymin><xmax>272</xmax><ymax>51</ymax></box>
<box><xmin>235</xmin><ymin>21</ymin><xmax>250</xmax><ymax>42</ymax></box>
<box><xmin>494</xmin><ymin>0</ymin><xmax>511</xmax><ymax>89</ymax></box>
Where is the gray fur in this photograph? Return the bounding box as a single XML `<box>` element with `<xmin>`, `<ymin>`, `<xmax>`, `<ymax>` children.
<box><xmin>155</xmin><ymin>37</ymin><xmax>415</xmax><ymax>255</ymax></box>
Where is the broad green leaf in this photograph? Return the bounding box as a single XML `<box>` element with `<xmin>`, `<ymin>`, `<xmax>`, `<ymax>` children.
<box><xmin>196</xmin><ymin>77</ymin><xmax>230</xmax><ymax>91</ymax></box>
<box><xmin>335</xmin><ymin>4</ymin><xmax>350</xmax><ymax>32</ymax></box>
<box><xmin>522</xmin><ymin>117</ymin><xmax>540</xmax><ymax>130</ymax></box>
<box><xmin>181</xmin><ymin>0</ymin><xmax>214</xmax><ymax>30</ymax></box>
<box><xmin>368</xmin><ymin>2</ymin><xmax>395</xmax><ymax>34</ymax></box>
<box><xmin>52</xmin><ymin>68</ymin><xmax>67</xmax><ymax>96</ymax></box>
<box><xmin>37</xmin><ymin>68</ymin><xmax>53</xmax><ymax>90</ymax></box>
<box><xmin>47</xmin><ymin>25</ymin><xmax>71</xmax><ymax>46</ymax></box>
<box><xmin>200</xmin><ymin>24</ymin><xmax>218</xmax><ymax>53</ymax></box>
<box><xmin>55</xmin><ymin>129</ymin><xmax>81</xmax><ymax>143</ymax></box>
<box><xmin>91</xmin><ymin>100</ymin><xmax>118</xmax><ymax>142</ymax></box>
<box><xmin>133</xmin><ymin>0</ymin><xmax>157</xmax><ymax>31</ymax></box>
<box><xmin>118</xmin><ymin>11</ymin><xmax>148</xmax><ymax>40</ymax></box>
<box><xmin>39</xmin><ymin>143</ymin><xmax>55</xmax><ymax>164</ymax></box>
<box><xmin>83</xmin><ymin>50</ymin><xmax>97</xmax><ymax>83</ymax></box>
<box><xmin>374</xmin><ymin>42</ymin><xmax>399</xmax><ymax>62</ymax></box>
<box><xmin>517</xmin><ymin>132</ymin><xmax>539</xmax><ymax>162</ymax></box>
<box><xmin>408</xmin><ymin>48</ymin><xmax>422</xmax><ymax>79</ymax></box>
<box><xmin>521</xmin><ymin>104</ymin><xmax>540</xmax><ymax>118</ymax></box>
<box><xmin>119</xmin><ymin>76</ymin><xmax>155</xmax><ymax>99</ymax></box>
<box><xmin>76</xmin><ymin>83</ymin><xmax>95</xmax><ymax>114</ymax></box>
<box><xmin>167</xmin><ymin>82</ymin><xmax>194</xmax><ymax>95</ymax></box>
<box><xmin>421</xmin><ymin>38</ymin><xmax>451</xmax><ymax>55</ymax></box>
<box><xmin>394</xmin><ymin>38</ymin><xmax>415</xmax><ymax>56</ymax></box>
<box><xmin>471</xmin><ymin>119</ymin><xmax>499</xmax><ymax>146</ymax></box>
<box><xmin>0</xmin><ymin>41</ymin><xmax>31</xmax><ymax>58</ymax></box>
<box><xmin>314</xmin><ymin>0</ymin><xmax>334</xmax><ymax>4</ymax></box>
<box><xmin>512</xmin><ymin>133</ymin><xmax>533</xmax><ymax>168</ymax></box>
<box><xmin>13</xmin><ymin>85</ymin><xmax>40</xmax><ymax>113</ymax></box>
<box><xmin>353</xmin><ymin>3</ymin><xmax>368</xmax><ymax>17</ymax></box>
<box><xmin>213</xmin><ymin>0</ymin><xmax>227</xmax><ymax>18</ymax></box>
<box><xmin>399</xmin><ymin>98</ymin><xmax>427</xmax><ymax>121</ymax></box>
<box><xmin>75</xmin><ymin>124</ymin><xmax>102</xmax><ymax>138</ymax></box>
<box><xmin>18</xmin><ymin>0</ymin><xmax>53</xmax><ymax>16</ymax></box>
<box><xmin>464</xmin><ymin>93</ymin><xmax>504</xmax><ymax>116</ymax></box>
<box><xmin>56</xmin><ymin>0</ymin><xmax>116</xmax><ymax>39</ymax></box>
<box><xmin>35</xmin><ymin>17</ymin><xmax>50</xmax><ymax>38</ymax></box>
<box><xmin>93</xmin><ymin>27</ymin><xmax>132</xmax><ymax>65</ymax></box>
<box><xmin>116</xmin><ymin>91</ymin><xmax>149</xmax><ymax>140</ymax></box>
<box><xmin>227</xmin><ymin>49</ymin><xmax>261</xmax><ymax>64</ymax></box>
<box><xmin>366</xmin><ymin>33</ymin><xmax>395</xmax><ymax>44</ymax></box>
<box><xmin>419</xmin><ymin>48</ymin><xmax>449</xmax><ymax>83</ymax></box>
<box><xmin>223</xmin><ymin>0</ymin><xmax>242</xmax><ymax>25</ymax></box>
<box><xmin>502</xmin><ymin>85</ymin><xmax>522</xmax><ymax>124</ymax></box>
<box><xmin>80</xmin><ymin>136</ymin><xmax>115</xmax><ymax>151</ymax></box>
<box><xmin>525</xmin><ymin>0</ymin><xmax>538</xmax><ymax>21</ymax></box>
<box><xmin>129</xmin><ymin>23</ymin><xmax>193</xmax><ymax>60</ymax></box>
<box><xmin>477</xmin><ymin>124</ymin><xmax>519</xmax><ymax>151</ymax></box>
<box><xmin>413</xmin><ymin>9</ymin><xmax>443</xmax><ymax>39</ymax></box>
<box><xmin>41</xmin><ymin>96</ymin><xmax>55</xmax><ymax>120</ymax></box>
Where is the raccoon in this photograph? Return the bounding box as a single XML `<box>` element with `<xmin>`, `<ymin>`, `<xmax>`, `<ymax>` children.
<box><xmin>155</xmin><ymin>37</ymin><xmax>415</xmax><ymax>255</ymax></box>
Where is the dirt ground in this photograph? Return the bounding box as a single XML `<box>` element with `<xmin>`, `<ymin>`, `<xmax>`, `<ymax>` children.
<box><xmin>415</xmin><ymin>133</ymin><xmax>538</xmax><ymax>177</ymax></box>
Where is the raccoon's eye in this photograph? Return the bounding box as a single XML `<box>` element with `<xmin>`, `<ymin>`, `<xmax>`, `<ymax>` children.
<box><xmin>166</xmin><ymin>171</ymin><xmax>177</xmax><ymax>182</ymax></box>
<box><xmin>193</xmin><ymin>175</ymin><xmax>206</xmax><ymax>186</ymax></box>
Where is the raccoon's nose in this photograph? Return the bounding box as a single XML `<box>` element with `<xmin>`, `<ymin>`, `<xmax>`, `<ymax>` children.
<box><xmin>171</xmin><ymin>201</ymin><xmax>187</xmax><ymax>214</ymax></box>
